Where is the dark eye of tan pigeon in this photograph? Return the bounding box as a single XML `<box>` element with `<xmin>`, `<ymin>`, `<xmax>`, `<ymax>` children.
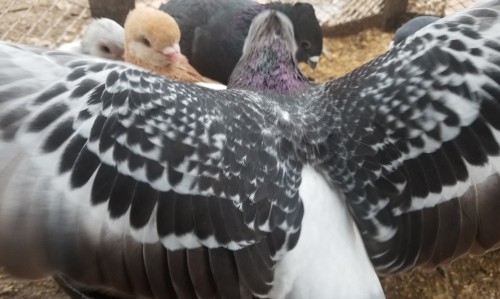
<box><xmin>142</xmin><ymin>37</ymin><xmax>151</xmax><ymax>47</ymax></box>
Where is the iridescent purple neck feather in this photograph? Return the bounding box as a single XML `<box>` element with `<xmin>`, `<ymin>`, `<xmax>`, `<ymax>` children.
<box><xmin>228</xmin><ymin>10</ymin><xmax>311</xmax><ymax>95</ymax></box>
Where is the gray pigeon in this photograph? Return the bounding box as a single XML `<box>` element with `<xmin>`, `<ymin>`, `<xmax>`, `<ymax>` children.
<box><xmin>159</xmin><ymin>0</ymin><xmax>323</xmax><ymax>84</ymax></box>
<box><xmin>1</xmin><ymin>1</ymin><xmax>500</xmax><ymax>298</ymax></box>
<box><xmin>389</xmin><ymin>15</ymin><xmax>441</xmax><ymax>48</ymax></box>
<box><xmin>228</xmin><ymin>11</ymin><xmax>311</xmax><ymax>93</ymax></box>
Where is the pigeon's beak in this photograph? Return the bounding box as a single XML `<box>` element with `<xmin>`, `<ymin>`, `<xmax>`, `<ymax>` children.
<box><xmin>387</xmin><ymin>41</ymin><xmax>395</xmax><ymax>50</ymax></box>
<box><xmin>162</xmin><ymin>43</ymin><xmax>181</xmax><ymax>61</ymax></box>
<box><xmin>307</xmin><ymin>56</ymin><xmax>319</xmax><ymax>69</ymax></box>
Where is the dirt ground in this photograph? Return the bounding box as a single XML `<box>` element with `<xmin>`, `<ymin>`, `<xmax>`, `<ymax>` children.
<box><xmin>1</xmin><ymin>1</ymin><xmax>500</xmax><ymax>298</ymax></box>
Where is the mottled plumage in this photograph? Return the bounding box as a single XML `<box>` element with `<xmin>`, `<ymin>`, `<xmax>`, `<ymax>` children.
<box><xmin>0</xmin><ymin>1</ymin><xmax>500</xmax><ymax>298</ymax></box>
<box><xmin>159</xmin><ymin>0</ymin><xmax>323</xmax><ymax>84</ymax></box>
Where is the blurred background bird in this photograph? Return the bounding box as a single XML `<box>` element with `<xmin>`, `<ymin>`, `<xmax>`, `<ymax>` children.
<box><xmin>159</xmin><ymin>0</ymin><xmax>323</xmax><ymax>84</ymax></box>
<box><xmin>123</xmin><ymin>7</ymin><xmax>217</xmax><ymax>84</ymax></box>
<box><xmin>389</xmin><ymin>15</ymin><xmax>440</xmax><ymax>48</ymax></box>
<box><xmin>58</xmin><ymin>18</ymin><xmax>124</xmax><ymax>60</ymax></box>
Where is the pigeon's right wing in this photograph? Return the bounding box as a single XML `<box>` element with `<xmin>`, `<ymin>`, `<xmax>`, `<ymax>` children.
<box><xmin>315</xmin><ymin>0</ymin><xmax>500</xmax><ymax>275</ymax></box>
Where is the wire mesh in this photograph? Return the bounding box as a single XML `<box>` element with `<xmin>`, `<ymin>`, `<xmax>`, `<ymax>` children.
<box><xmin>261</xmin><ymin>0</ymin><xmax>478</xmax><ymax>26</ymax></box>
<box><xmin>406</xmin><ymin>0</ymin><xmax>476</xmax><ymax>16</ymax></box>
<box><xmin>259</xmin><ymin>0</ymin><xmax>384</xmax><ymax>27</ymax></box>
<box><xmin>0</xmin><ymin>0</ymin><xmax>89</xmax><ymax>47</ymax></box>
<box><xmin>0</xmin><ymin>0</ymin><xmax>481</xmax><ymax>48</ymax></box>
<box><xmin>0</xmin><ymin>0</ymin><xmax>160</xmax><ymax>48</ymax></box>
<box><xmin>407</xmin><ymin>0</ymin><xmax>446</xmax><ymax>16</ymax></box>
<box><xmin>445</xmin><ymin>0</ymin><xmax>477</xmax><ymax>15</ymax></box>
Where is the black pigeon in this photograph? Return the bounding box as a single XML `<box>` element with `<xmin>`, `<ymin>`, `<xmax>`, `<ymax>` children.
<box><xmin>159</xmin><ymin>0</ymin><xmax>323</xmax><ymax>84</ymax></box>
<box><xmin>1</xmin><ymin>1</ymin><xmax>500</xmax><ymax>298</ymax></box>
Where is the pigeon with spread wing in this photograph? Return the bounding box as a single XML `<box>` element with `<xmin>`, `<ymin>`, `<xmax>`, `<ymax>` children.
<box><xmin>1</xmin><ymin>1</ymin><xmax>500</xmax><ymax>298</ymax></box>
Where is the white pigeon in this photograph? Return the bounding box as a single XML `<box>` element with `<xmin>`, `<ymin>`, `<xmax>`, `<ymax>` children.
<box><xmin>0</xmin><ymin>1</ymin><xmax>500</xmax><ymax>298</ymax></box>
<box><xmin>58</xmin><ymin>18</ymin><xmax>125</xmax><ymax>60</ymax></box>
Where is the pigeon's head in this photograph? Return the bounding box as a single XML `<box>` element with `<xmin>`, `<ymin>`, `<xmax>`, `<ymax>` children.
<box><xmin>242</xmin><ymin>9</ymin><xmax>297</xmax><ymax>59</ymax></box>
<box><xmin>389</xmin><ymin>15</ymin><xmax>440</xmax><ymax>49</ymax></box>
<box><xmin>124</xmin><ymin>7</ymin><xmax>182</xmax><ymax>68</ymax></box>
<box><xmin>284</xmin><ymin>3</ymin><xmax>323</xmax><ymax>69</ymax></box>
<box><xmin>81</xmin><ymin>18</ymin><xmax>125</xmax><ymax>60</ymax></box>
<box><xmin>229</xmin><ymin>10</ymin><xmax>309</xmax><ymax>93</ymax></box>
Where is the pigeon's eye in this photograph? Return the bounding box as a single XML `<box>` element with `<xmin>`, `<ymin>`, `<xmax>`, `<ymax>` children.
<box><xmin>100</xmin><ymin>45</ymin><xmax>111</xmax><ymax>54</ymax></box>
<box><xmin>142</xmin><ymin>37</ymin><xmax>151</xmax><ymax>48</ymax></box>
<box><xmin>301</xmin><ymin>40</ymin><xmax>311</xmax><ymax>50</ymax></box>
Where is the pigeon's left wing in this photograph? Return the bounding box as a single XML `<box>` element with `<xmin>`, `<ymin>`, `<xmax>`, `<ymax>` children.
<box><xmin>322</xmin><ymin>0</ymin><xmax>500</xmax><ymax>274</ymax></box>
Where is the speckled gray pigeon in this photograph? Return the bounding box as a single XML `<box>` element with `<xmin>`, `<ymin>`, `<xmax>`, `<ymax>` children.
<box><xmin>0</xmin><ymin>1</ymin><xmax>500</xmax><ymax>298</ymax></box>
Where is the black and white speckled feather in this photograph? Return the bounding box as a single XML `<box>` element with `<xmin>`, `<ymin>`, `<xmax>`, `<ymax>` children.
<box><xmin>322</xmin><ymin>1</ymin><xmax>500</xmax><ymax>273</ymax></box>
<box><xmin>2</xmin><ymin>1</ymin><xmax>500</xmax><ymax>298</ymax></box>
<box><xmin>0</xmin><ymin>45</ymin><xmax>305</xmax><ymax>297</ymax></box>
